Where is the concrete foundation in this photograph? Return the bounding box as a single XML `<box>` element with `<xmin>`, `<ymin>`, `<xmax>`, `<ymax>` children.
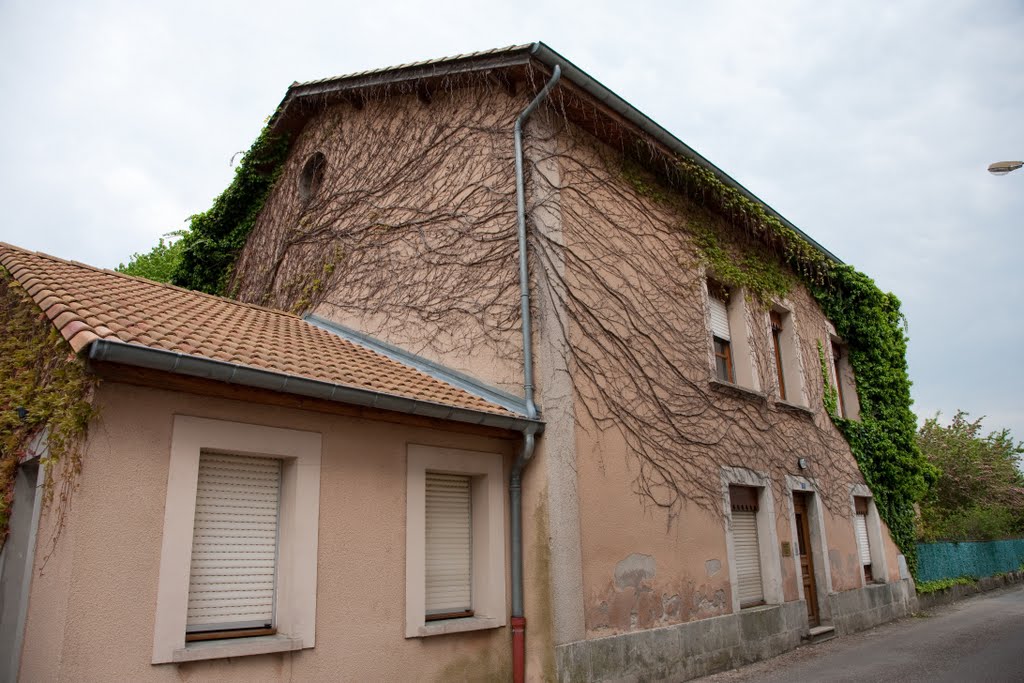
<box><xmin>555</xmin><ymin>579</ymin><xmax>920</xmax><ymax>682</ymax></box>
<box><xmin>827</xmin><ymin>579</ymin><xmax>918</xmax><ymax>636</ymax></box>
<box><xmin>554</xmin><ymin>601</ymin><xmax>807</xmax><ymax>683</ymax></box>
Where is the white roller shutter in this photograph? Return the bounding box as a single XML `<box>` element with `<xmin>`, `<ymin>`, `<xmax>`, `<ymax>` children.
<box><xmin>187</xmin><ymin>453</ymin><xmax>282</xmax><ymax>633</ymax></box>
<box><xmin>425</xmin><ymin>473</ymin><xmax>472</xmax><ymax>616</ymax></box>
<box><xmin>855</xmin><ymin>514</ymin><xmax>871</xmax><ymax>566</ymax></box>
<box><xmin>733</xmin><ymin>510</ymin><xmax>764</xmax><ymax>606</ymax></box>
<box><xmin>709</xmin><ymin>296</ymin><xmax>730</xmax><ymax>341</ymax></box>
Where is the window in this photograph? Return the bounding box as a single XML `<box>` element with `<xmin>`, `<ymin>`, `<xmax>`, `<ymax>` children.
<box><xmin>425</xmin><ymin>472</ymin><xmax>473</xmax><ymax>621</ymax></box>
<box><xmin>769</xmin><ymin>307</ymin><xmax>806</xmax><ymax>406</ymax></box>
<box><xmin>152</xmin><ymin>417</ymin><xmax>321</xmax><ymax>664</ymax></box>
<box><xmin>850</xmin><ymin>486</ymin><xmax>887</xmax><ymax>585</ymax></box>
<box><xmin>854</xmin><ymin>497</ymin><xmax>873</xmax><ymax>582</ymax></box>
<box><xmin>298</xmin><ymin>151</ymin><xmax>327</xmax><ymax>205</ymax></box>
<box><xmin>185</xmin><ymin>453</ymin><xmax>282</xmax><ymax>642</ymax></box>
<box><xmin>406</xmin><ymin>445</ymin><xmax>506</xmax><ymax>638</ymax></box>
<box><xmin>729</xmin><ymin>485</ymin><xmax>764</xmax><ymax>607</ymax></box>
<box><xmin>722</xmin><ymin>468</ymin><xmax>784</xmax><ymax>613</ymax></box>
<box><xmin>829</xmin><ymin>339</ymin><xmax>859</xmax><ymax>419</ymax></box>
<box><xmin>831</xmin><ymin>342</ymin><xmax>848</xmax><ymax>417</ymax></box>
<box><xmin>706</xmin><ymin>280</ymin><xmax>759</xmax><ymax>391</ymax></box>
<box><xmin>770</xmin><ymin>311</ymin><xmax>787</xmax><ymax>401</ymax></box>
<box><xmin>708</xmin><ymin>283</ymin><xmax>734</xmax><ymax>382</ymax></box>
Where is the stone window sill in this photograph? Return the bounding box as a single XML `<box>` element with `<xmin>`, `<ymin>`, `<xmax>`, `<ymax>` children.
<box><xmin>709</xmin><ymin>378</ymin><xmax>766</xmax><ymax>402</ymax></box>
<box><xmin>775</xmin><ymin>399</ymin><xmax>814</xmax><ymax>416</ymax></box>
<box><xmin>170</xmin><ymin>634</ymin><xmax>305</xmax><ymax>663</ymax></box>
<box><xmin>411</xmin><ymin>616</ymin><xmax>503</xmax><ymax>638</ymax></box>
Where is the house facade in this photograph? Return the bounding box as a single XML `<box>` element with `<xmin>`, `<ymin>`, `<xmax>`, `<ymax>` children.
<box><xmin>2</xmin><ymin>43</ymin><xmax>919</xmax><ymax>683</ymax></box>
<box><xmin>223</xmin><ymin>43</ymin><xmax>918</xmax><ymax>681</ymax></box>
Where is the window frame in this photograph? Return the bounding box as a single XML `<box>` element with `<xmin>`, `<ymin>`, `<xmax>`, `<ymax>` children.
<box><xmin>714</xmin><ymin>336</ymin><xmax>735</xmax><ymax>384</ymax></box>
<box><xmin>850</xmin><ymin>484</ymin><xmax>887</xmax><ymax>585</ymax></box>
<box><xmin>828</xmin><ymin>334</ymin><xmax>860</xmax><ymax>420</ymax></box>
<box><xmin>406</xmin><ymin>445</ymin><xmax>506</xmax><ymax>638</ymax></box>
<box><xmin>705</xmin><ymin>279</ymin><xmax>760</xmax><ymax>392</ymax></box>
<box><xmin>770</xmin><ymin>311</ymin><xmax>787</xmax><ymax>401</ymax></box>
<box><xmin>765</xmin><ymin>304</ymin><xmax>808</xmax><ymax>407</ymax></box>
<box><xmin>151</xmin><ymin>416</ymin><xmax>321</xmax><ymax>664</ymax></box>
<box><xmin>720</xmin><ymin>467</ymin><xmax>783</xmax><ymax>613</ymax></box>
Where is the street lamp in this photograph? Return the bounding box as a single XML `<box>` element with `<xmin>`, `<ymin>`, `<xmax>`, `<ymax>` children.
<box><xmin>988</xmin><ymin>161</ymin><xmax>1023</xmax><ymax>176</ymax></box>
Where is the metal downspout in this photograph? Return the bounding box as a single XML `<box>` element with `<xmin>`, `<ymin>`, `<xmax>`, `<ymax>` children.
<box><xmin>510</xmin><ymin>63</ymin><xmax>560</xmax><ymax>683</ymax></box>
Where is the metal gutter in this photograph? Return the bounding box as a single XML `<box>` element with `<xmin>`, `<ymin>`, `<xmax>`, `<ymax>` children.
<box><xmin>86</xmin><ymin>338</ymin><xmax>542</xmax><ymax>433</ymax></box>
<box><xmin>527</xmin><ymin>42</ymin><xmax>841</xmax><ymax>263</ymax></box>
<box><xmin>304</xmin><ymin>315</ymin><xmax>530</xmax><ymax>415</ymax></box>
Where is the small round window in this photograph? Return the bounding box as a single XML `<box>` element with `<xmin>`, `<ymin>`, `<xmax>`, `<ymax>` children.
<box><xmin>298</xmin><ymin>152</ymin><xmax>327</xmax><ymax>204</ymax></box>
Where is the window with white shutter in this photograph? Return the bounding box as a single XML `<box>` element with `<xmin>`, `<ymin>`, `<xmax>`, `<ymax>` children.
<box><xmin>730</xmin><ymin>486</ymin><xmax>764</xmax><ymax>607</ymax></box>
<box><xmin>406</xmin><ymin>446</ymin><xmax>506</xmax><ymax>639</ymax></box>
<box><xmin>854</xmin><ymin>497</ymin><xmax>873</xmax><ymax>582</ymax></box>
<box><xmin>709</xmin><ymin>286</ymin><xmax>735</xmax><ymax>383</ymax></box>
<box><xmin>425</xmin><ymin>472</ymin><xmax>473</xmax><ymax>620</ymax></box>
<box><xmin>186</xmin><ymin>453</ymin><xmax>282</xmax><ymax>639</ymax></box>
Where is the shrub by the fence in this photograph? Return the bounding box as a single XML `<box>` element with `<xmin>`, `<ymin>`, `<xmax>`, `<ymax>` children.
<box><xmin>916</xmin><ymin>538</ymin><xmax>1024</xmax><ymax>582</ymax></box>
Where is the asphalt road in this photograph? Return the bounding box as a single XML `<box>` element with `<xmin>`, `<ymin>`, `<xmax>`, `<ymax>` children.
<box><xmin>696</xmin><ymin>584</ymin><xmax>1024</xmax><ymax>683</ymax></box>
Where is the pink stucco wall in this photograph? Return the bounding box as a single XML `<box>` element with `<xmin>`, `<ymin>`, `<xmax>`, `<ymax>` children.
<box><xmin>19</xmin><ymin>380</ymin><xmax>517</xmax><ymax>682</ymax></box>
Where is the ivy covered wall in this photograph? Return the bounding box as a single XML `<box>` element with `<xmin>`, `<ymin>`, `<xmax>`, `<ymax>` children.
<box><xmin>0</xmin><ymin>270</ymin><xmax>97</xmax><ymax>551</ymax></box>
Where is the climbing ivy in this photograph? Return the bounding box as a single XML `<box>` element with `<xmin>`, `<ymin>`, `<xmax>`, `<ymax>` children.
<box><xmin>810</xmin><ymin>265</ymin><xmax>936</xmax><ymax>577</ymax></box>
<box><xmin>624</xmin><ymin>149</ymin><xmax>935</xmax><ymax>577</ymax></box>
<box><xmin>0</xmin><ymin>270</ymin><xmax>98</xmax><ymax>551</ymax></box>
<box><xmin>171</xmin><ymin>127</ymin><xmax>289</xmax><ymax>295</ymax></box>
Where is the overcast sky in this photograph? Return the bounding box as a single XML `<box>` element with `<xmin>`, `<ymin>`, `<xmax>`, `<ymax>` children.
<box><xmin>1</xmin><ymin>0</ymin><xmax>1022</xmax><ymax>440</ymax></box>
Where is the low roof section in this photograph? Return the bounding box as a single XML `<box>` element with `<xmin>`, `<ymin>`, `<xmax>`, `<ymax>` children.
<box><xmin>0</xmin><ymin>243</ymin><xmax>539</xmax><ymax>433</ymax></box>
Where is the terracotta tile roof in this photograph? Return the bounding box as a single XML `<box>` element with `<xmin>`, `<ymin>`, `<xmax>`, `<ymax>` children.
<box><xmin>0</xmin><ymin>243</ymin><xmax>516</xmax><ymax>419</ymax></box>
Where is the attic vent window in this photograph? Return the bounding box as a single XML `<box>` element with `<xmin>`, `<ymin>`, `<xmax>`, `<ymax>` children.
<box><xmin>298</xmin><ymin>152</ymin><xmax>327</xmax><ymax>204</ymax></box>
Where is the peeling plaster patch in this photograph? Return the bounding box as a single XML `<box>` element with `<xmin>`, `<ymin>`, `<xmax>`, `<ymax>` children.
<box><xmin>614</xmin><ymin>553</ymin><xmax>656</xmax><ymax>590</ymax></box>
<box><xmin>662</xmin><ymin>593</ymin><xmax>681</xmax><ymax>620</ymax></box>
<box><xmin>693</xmin><ymin>588</ymin><xmax>727</xmax><ymax>617</ymax></box>
<box><xmin>705</xmin><ymin>559</ymin><xmax>721</xmax><ymax>577</ymax></box>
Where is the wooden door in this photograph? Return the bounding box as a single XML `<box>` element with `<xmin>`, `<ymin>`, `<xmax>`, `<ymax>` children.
<box><xmin>793</xmin><ymin>493</ymin><xmax>819</xmax><ymax>626</ymax></box>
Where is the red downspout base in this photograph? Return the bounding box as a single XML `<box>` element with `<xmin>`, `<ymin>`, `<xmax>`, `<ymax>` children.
<box><xmin>512</xmin><ymin>616</ymin><xmax>527</xmax><ymax>683</ymax></box>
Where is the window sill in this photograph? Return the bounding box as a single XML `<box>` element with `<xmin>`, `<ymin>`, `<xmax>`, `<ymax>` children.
<box><xmin>410</xmin><ymin>615</ymin><xmax>503</xmax><ymax>638</ymax></box>
<box><xmin>709</xmin><ymin>379</ymin><xmax>765</xmax><ymax>402</ymax></box>
<box><xmin>775</xmin><ymin>399</ymin><xmax>814</xmax><ymax>416</ymax></box>
<box><xmin>170</xmin><ymin>634</ymin><xmax>306</xmax><ymax>663</ymax></box>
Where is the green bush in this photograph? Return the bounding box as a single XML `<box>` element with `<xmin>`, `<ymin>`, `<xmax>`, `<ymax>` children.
<box><xmin>916</xmin><ymin>576</ymin><xmax>976</xmax><ymax>594</ymax></box>
<box><xmin>116</xmin><ymin>230</ymin><xmax>187</xmax><ymax>284</ymax></box>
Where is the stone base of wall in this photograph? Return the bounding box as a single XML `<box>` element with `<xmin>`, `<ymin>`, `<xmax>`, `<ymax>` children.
<box><xmin>917</xmin><ymin>570</ymin><xmax>1024</xmax><ymax>611</ymax></box>
<box><xmin>827</xmin><ymin>579</ymin><xmax>917</xmax><ymax>636</ymax></box>
<box><xmin>554</xmin><ymin>601</ymin><xmax>807</xmax><ymax>683</ymax></box>
<box><xmin>554</xmin><ymin>580</ymin><xmax>921</xmax><ymax>682</ymax></box>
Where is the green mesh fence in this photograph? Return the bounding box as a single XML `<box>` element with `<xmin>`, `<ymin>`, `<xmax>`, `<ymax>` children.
<box><xmin>916</xmin><ymin>539</ymin><xmax>1024</xmax><ymax>582</ymax></box>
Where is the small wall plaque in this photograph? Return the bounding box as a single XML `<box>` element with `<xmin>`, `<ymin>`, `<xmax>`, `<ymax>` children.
<box><xmin>781</xmin><ymin>541</ymin><xmax>792</xmax><ymax>557</ymax></box>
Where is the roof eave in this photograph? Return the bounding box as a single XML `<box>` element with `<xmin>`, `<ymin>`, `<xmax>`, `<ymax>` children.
<box><xmin>87</xmin><ymin>338</ymin><xmax>543</xmax><ymax>433</ymax></box>
<box><xmin>268</xmin><ymin>44</ymin><xmax>536</xmax><ymax>133</ymax></box>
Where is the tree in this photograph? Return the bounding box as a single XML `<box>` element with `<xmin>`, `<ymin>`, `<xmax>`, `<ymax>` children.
<box><xmin>917</xmin><ymin>411</ymin><xmax>1024</xmax><ymax>541</ymax></box>
<box><xmin>116</xmin><ymin>230</ymin><xmax>188</xmax><ymax>284</ymax></box>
